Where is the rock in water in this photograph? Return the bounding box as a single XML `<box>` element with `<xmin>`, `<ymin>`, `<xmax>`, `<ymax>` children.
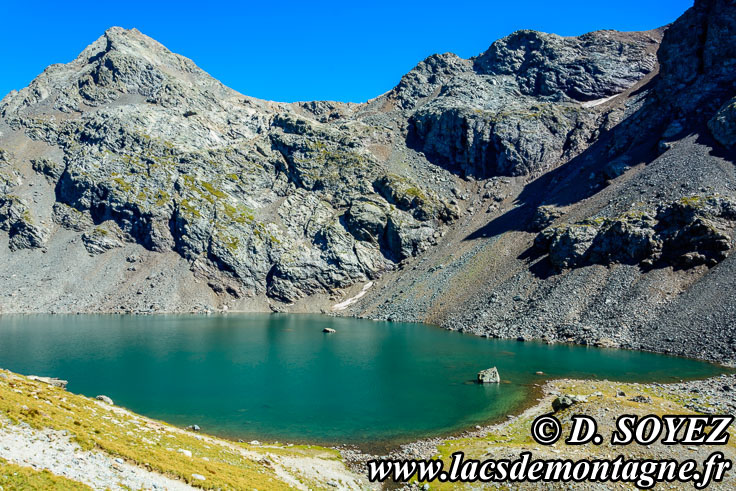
<box><xmin>96</xmin><ymin>395</ymin><xmax>114</xmax><ymax>405</ymax></box>
<box><xmin>477</xmin><ymin>367</ymin><xmax>500</xmax><ymax>383</ymax></box>
<box><xmin>322</xmin><ymin>328</ymin><xmax>336</xmax><ymax>333</ymax></box>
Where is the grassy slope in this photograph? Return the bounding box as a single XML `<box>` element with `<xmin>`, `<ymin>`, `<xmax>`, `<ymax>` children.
<box><xmin>0</xmin><ymin>369</ymin><xmax>366</xmax><ymax>490</ymax></box>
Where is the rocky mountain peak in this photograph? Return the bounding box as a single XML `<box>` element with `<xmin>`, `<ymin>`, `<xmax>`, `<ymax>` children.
<box><xmin>386</xmin><ymin>52</ymin><xmax>472</xmax><ymax>110</ymax></box>
<box><xmin>77</xmin><ymin>26</ymin><xmax>205</xmax><ymax>81</ymax></box>
<box><xmin>1</xmin><ymin>26</ymin><xmax>240</xmax><ymax>118</ymax></box>
<box><xmin>473</xmin><ymin>28</ymin><xmax>660</xmax><ymax>101</ymax></box>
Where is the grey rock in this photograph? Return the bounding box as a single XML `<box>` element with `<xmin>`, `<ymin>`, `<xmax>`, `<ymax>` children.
<box><xmin>344</xmin><ymin>197</ymin><xmax>388</xmax><ymax>243</ymax></box>
<box><xmin>52</xmin><ymin>203</ymin><xmax>93</xmax><ymax>231</ymax></box>
<box><xmin>0</xmin><ymin>195</ymin><xmax>49</xmax><ymax>250</ymax></box>
<box><xmin>386</xmin><ymin>212</ymin><xmax>436</xmax><ymax>261</ymax></box>
<box><xmin>552</xmin><ymin>395</ymin><xmax>575</xmax><ymax>412</ymax></box>
<box><xmin>82</xmin><ymin>222</ymin><xmax>124</xmax><ymax>255</ymax></box>
<box><xmin>373</xmin><ymin>174</ymin><xmax>454</xmax><ymax>222</ymax></box>
<box><xmin>537</xmin><ymin>195</ymin><xmax>735</xmax><ymax>270</ymax></box>
<box><xmin>27</xmin><ymin>375</ymin><xmax>68</xmax><ymax>389</ymax></box>
<box><xmin>0</xmin><ymin>150</ymin><xmax>22</xmax><ymax>195</ymax></box>
<box><xmin>602</xmin><ymin>156</ymin><xmax>632</xmax><ymax>181</ymax></box>
<box><xmin>95</xmin><ymin>395</ymin><xmax>114</xmax><ymax>405</ymax></box>
<box><xmin>709</xmin><ymin>97</ymin><xmax>736</xmax><ymax>147</ymax></box>
<box><xmin>529</xmin><ymin>205</ymin><xmax>562</xmax><ymax>232</ymax></box>
<box><xmin>31</xmin><ymin>158</ymin><xmax>64</xmax><ymax>181</ymax></box>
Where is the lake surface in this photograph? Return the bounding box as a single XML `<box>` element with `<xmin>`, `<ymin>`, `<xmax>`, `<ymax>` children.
<box><xmin>0</xmin><ymin>314</ymin><xmax>725</xmax><ymax>446</ymax></box>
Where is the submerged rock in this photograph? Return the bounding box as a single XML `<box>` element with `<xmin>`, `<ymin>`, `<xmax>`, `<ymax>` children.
<box><xmin>477</xmin><ymin>367</ymin><xmax>500</xmax><ymax>384</ymax></box>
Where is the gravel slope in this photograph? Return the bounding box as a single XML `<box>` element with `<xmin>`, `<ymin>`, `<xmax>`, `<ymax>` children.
<box><xmin>0</xmin><ymin>421</ymin><xmax>194</xmax><ymax>490</ymax></box>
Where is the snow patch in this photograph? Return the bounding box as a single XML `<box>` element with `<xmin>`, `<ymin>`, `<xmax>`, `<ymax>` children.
<box><xmin>332</xmin><ymin>282</ymin><xmax>373</xmax><ymax>311</ymax></box>
<box><xmin>581</xmin><ymin>94</ymin><xmax>619</xmax><ymax>108</ymax></box>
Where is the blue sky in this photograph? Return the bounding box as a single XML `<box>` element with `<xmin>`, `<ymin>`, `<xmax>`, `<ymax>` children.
<box><xmin>1</xmin><ymin>1</ymin><xmax>692</xmax><ymax>103</ymax></box>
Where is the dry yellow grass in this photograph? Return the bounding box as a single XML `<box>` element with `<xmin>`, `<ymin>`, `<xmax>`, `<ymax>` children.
<box><xmin>420</xmin><ymin>379</ymin><xmax>736</xmax><ymax>489</ymax></box>
<box><xmin>0</xmin><ymin>458</ymin><xmax>91</xmax><ymax>490</ymax></box>
<box><xmin>0</xmin><ymin>369</ymin><xmax>363</xmax><ymax>490</ymax></box>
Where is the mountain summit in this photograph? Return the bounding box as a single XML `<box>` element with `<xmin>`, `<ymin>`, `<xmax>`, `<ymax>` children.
<box><xmin>1</xmin><ymin>0</ymin><xmax>735</xmax><ymax>363</ymax></box>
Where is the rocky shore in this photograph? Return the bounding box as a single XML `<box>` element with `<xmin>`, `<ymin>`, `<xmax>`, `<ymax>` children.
<box><xmin>2</xmin><ymin>366</ymin><xmax>734</xmax><ymax>489</ymax></box>
<box><xmin>341</xmin><ymin>373</ymin><xmax>736</xmax><ymax>489</ymax></box>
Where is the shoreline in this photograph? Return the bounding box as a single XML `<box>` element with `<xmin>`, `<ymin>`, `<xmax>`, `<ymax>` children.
<box><xmin>2</xmin><ymin>366</ymin><xmax>735</xmax><ymax>489</ymax></box>
<box><xmin>4</xmin><ymin>363</ymin><xmax>732</xmax><ymax>455</ymax></box>
<box><xmin>2</xmin><ymin>311</ymin><xmax>734</xmax><ymax>368</ymax></box>
<box><xmin>339</xmin><ymin>374</ymin><xmax>736</xmax><ymax>485</ymax></box>
<box><xmin>0</xmin><ymin>312</ymin><xmax>733</xmax><ymax>456</ymax></box>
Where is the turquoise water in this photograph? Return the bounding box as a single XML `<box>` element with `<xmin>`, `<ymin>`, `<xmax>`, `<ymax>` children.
<box><xmin>0</xmin><ymin>314</ymin><xmax>725</xmax><ymax>446</ymax></box>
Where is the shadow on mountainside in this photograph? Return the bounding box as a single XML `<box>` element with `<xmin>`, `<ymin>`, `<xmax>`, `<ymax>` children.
<box><xmin>460</xmin><ymin>40</ymin><xmax>736</xmax><ymax>278</ymax></box>
<box><xmin>463</xmin><ymin>100</ymin><xmax>664</xmax><ymax>242</ymax></box>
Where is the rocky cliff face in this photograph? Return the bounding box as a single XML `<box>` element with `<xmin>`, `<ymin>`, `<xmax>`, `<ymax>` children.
<box><xmin>1</xmin><ymin>1</ymin><xmax>735</xmax><ymax>362</ymax></box>
<box><xmin>355</xmin><ymin>0</ymin><xmax>736</xmax><ymax>363</ymax></box>
<box><xmin>0</xmin><ymin>24</ymin><xmax>659</xmax><ymax>310</ymax></box>
<box><xmin>0</xmin><ymin>28</ymin><xmax>459</xmax><ymax>305</ymax></box>
<box><xmin>535</xmin><ymin>196</ymin><xmax>736</xmax><ymax>270</ymax></box>
<box><xmin>398</xmin><ymin>30</ymin><xmax>659</xmax><ymax>178</ymax></box>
